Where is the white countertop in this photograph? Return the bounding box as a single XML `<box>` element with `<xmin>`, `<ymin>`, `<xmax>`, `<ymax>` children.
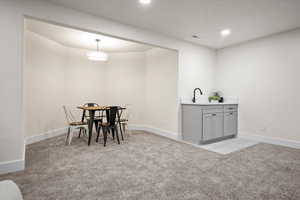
<box><xmin>181</xmin><ymin>102</ymin><xmax>238</xmax><ymax>106</ymax></box>
<box><xmin>181</xmin><ymin>96</ymin><xmax>239</xmax><ymax>106</ymax></box>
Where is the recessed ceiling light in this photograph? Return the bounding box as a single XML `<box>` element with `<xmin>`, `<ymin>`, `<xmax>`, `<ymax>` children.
<box><xmin>139</xmin><ymin>0</ymin><xmax>151</xmax><ymax>5</ymax></box>
<box><xmin>221</xmin><ymin>29</ymin><xmax>231</xmax><ymax>37</ymax></box>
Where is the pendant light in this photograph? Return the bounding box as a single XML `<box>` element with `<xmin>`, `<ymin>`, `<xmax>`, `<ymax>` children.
<box><xmin>87</xmin><ymin>39</ymin><xmax>108</xmax><ymax>61</ymax></box>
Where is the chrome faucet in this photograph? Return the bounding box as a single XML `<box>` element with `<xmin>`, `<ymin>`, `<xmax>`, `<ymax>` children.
<box><xmin>192</xmin><ymin>88</ymin><xmax>203</xmax><ymax>103</ymax></box>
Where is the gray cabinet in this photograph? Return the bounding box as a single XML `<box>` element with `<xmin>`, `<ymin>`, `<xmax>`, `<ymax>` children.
<box><xmin>203</xmin><ymin>113</ymin><xmax>224</xmax><ymax>141</ymax></box>
<box><xmin>224</xmin><ymin>112</ymin><xmax>238</xmax><ymax>136</ymax></box>
<box><xmin>181</xmin><ymin>105</ymin><xmax>203</xmax><ymax>144</ymax></box>
<box><xmin>182</xmin><ymin>104</ymin><xmax>238</xmax><ymax>145</ymax></box>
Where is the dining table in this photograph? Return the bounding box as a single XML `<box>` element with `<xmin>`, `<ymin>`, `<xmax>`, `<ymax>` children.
<box><xmin>77</xmin><ymin>105</ymin><xmax>125</xmax><ymax>145</ymax></box>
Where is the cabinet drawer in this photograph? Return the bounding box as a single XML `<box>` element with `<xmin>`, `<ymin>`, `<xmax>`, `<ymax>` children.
<box><xmin>203</xmin><ymin>108</ymin><xmax>223</xmax><ymax>114</ymax></box>
<box><xmin>202</xmin><ymin>105</ymin><xmax>223</xmax><ymax>110</ymax></box>
<box><xmin>224</xmin><ymin>105</ymin><xmax>238</xmax><ymax>112</ymax></box>
<box><xmin>203</xmin><ymin>113</ymin><xmax>223</xmax><ymax>117</ymax></box>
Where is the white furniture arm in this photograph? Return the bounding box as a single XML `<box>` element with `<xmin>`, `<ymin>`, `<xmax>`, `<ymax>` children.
<box><xmin>0</xmin><ymin>180</ymin><xmax>23</xmax><ymax>200</ymax></box>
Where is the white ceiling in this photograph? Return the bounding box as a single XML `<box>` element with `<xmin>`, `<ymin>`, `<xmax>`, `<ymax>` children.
<box><xmin>25</xmin><ymin>19</ymin><xmax>153</xmax><ymax>52</ymax></box>
<box><xmin>41</xmin><ymin>0</ymin><xmax>300</xmax><ymax>49</ymax></box>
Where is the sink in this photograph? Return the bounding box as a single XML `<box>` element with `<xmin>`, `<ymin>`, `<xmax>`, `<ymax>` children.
<box><xmin>195</xmin><ymin>96</ymin><xmax>210</xmax><ymax>103</ymax></box>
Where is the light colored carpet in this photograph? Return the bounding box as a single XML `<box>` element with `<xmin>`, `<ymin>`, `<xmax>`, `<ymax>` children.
<box><xmin>199</xmin><ymin>137</ymin><xmax>259</xmax><ymax>154</ymax></box>
<box><xmin>1</xmin><ymin>131</ymin><xmax>300</xmax><ymax>200</ymax></box>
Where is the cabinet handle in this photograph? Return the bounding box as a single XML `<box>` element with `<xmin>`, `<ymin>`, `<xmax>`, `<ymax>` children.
<box><xmin>228</xmin><ymin>108</ymin><xmax>234</xmax><ymax>110</ymax></box>
<box><xmin>212</xmin><ymin>114</ymin><xmax>217</xmax><ymax>116</ymax></box>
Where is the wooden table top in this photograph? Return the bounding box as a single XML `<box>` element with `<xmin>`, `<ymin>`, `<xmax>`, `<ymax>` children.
<box><xmin>77</xmin><ymin>106</ymin><xmax>108</xmax><ymax>111</ymax></box>
<box><xmin>77</xmin><ymin>106</ymin><xmax>126</xmax><ymax>111</ymax></box>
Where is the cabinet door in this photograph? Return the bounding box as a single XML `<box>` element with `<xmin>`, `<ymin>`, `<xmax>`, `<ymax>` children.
<box><xmin>203</xmin><ymin>113</ymin><xmax>224</xmax><ymax>141</ymax></box>
<box><xmin>182</xmin><ymin>105</ymin><xmax>203</xmax><ymax>144</ymax></box>
<box><xmin>224</xmin><ymin>112</ymin><xmax>237</xmax><ymax>136</ymax></box>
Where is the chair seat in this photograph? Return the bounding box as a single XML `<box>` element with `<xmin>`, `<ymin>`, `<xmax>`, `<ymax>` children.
<box><xmin>69</xmin><ymin>121</ymin><xmax>87</xmax><ymax>126</ymax></box>
<box><xmin>100</xmin><ymin>122</ymin><xmax>110</xmax><ymax>127</ymax></box>
<box><xmin>119</xmin><ymin>119</ymin><xmax>128</xmax><ymax>122</ymax></box>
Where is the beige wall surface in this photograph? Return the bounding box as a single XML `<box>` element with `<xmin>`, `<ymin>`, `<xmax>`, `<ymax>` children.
<box><xmin>64</xmin><ymin>47</ymin><xmax>106</xmax><ymax>119</ymax></box>
<box><xmin>216</xmin><ymin>29</ymin><xmax>300</xmax><ymax>141</ymax></box>
<box><xmin>24</xmin><ymin>30</ymin><xmax>178</xmax><ymax>138</ymax></box>
<box><xmin>24</xmin><ymin>31</ymin><xmax>67</xmax><ymax>137</ymax></box>
<box><xmin>145</xmin><ymin>48</ymin><xmax>178</xmax><ymax>134</ymax></box>
<box><xmin>0</xmin><ymin>1</ymin><xmax>25</xmax><ymax>164</ymax></box>
<box><xmin>103</xmin><ymin>52</ymin><xmax>146</xmax><ymax>125</ymax></box>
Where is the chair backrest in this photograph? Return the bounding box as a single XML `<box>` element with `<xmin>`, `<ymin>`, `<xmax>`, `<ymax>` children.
<box><xmin>63</xmin><ymin>105</ymin><xmax>76</xmax><ymax>124</ymax></box>
<box><xmin>83</xmin><ymin>103</ymin><xmax>100</xmax><ymax>119</ymax></box>
<box><xmin>83</xmin><ymin>103</ymin><xmax>99</xmax><ymax>107</ymax></box>
<box><xmin>121</xmin><ymin>104</ymin><xmax>132</xmax><ymax>121</ymax></box>
<box><xmin>108</xmin><ymin>106</ymin><xmax>118</xmax><ymax>126</ymax></box>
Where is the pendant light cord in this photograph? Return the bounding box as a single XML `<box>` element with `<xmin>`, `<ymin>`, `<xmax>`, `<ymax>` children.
<box><xmin>96</xmin><ymin>39</ymin><xmax>100</xmax><ymax>52</ymax></box>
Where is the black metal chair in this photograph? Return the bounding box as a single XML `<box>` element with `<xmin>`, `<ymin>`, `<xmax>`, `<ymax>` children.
<box><xmin>79</xmin><ymin>103</ymin><xmax>104</xmax><ymax>138</ymax></box>
<box><xmin>96</xmin><ymin>106</ymin><xmax>120</xmax><ymax>146</ymax></box>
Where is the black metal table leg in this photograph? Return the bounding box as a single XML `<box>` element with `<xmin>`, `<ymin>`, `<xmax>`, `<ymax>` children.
<box><xmin>117</xmin><ymin>109</ymin><xmax>124</xmax><ymax>141</ymax></box>
<box><xmin>88</xmin><ymin>110</ymin><xmax>95</xmax><ymax>146</ymax></box>
<box><xmin>78</xmin><ymin>110</ymin><xmax>86</xmax><ymax>138</ymax></box>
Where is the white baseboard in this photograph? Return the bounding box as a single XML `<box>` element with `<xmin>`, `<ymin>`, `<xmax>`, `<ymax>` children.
<box><xmin>128</xmin><ymin>124</ymin><xmax>179</xmax><ymax>140</ymax></box>
<box><xmin>26</xmin><ymin>127</ymin><xmax>67</xmax><ymax>145</ymax></box>
<box><xmin>128</xmin><ymin>125</ymin><xmax>300</xmax><ymax>150</ymax></box>
<box><xmin>0</xmin><ymin>160</ymin><xmax>25</xmax><ymax>175</ymax></box>
<box><xmin>239</xmin><ymin>132</ymin><xmax>300</xmax><ymax>149</ymax></box>
<box><xmin>0</xmin><ymin>127</ymin><xmax>67</xmax><ymax>175</ymax></box>
<box><xmin>25</xmin><ymin>124</ymin><xmax>179</xmax><ymax>146</ymax></box>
